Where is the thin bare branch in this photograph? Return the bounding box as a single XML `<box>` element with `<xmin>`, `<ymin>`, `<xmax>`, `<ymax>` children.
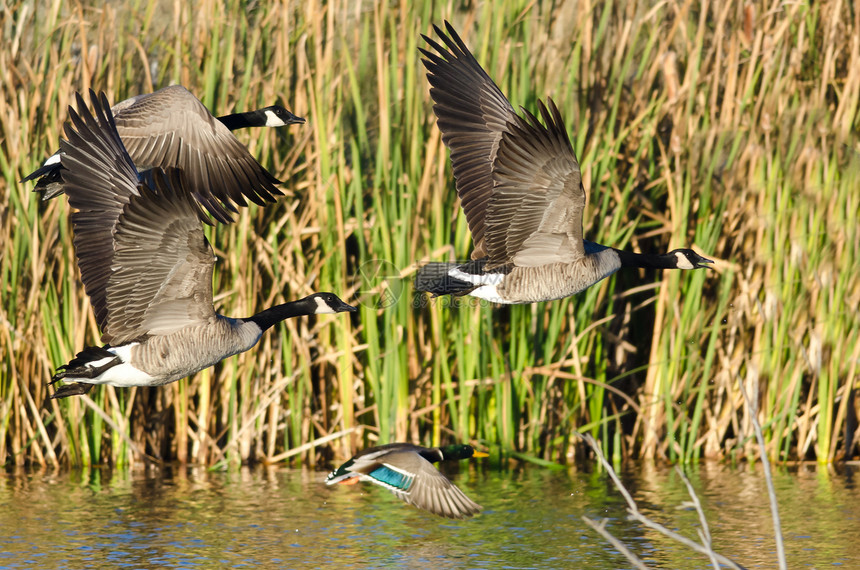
<box><xmin>738</xmin><ymin>379</ymin><xmax>788</xmax><ymax>570</ymax></box>
<box><xmin>581</xmin><ymin>516</ymin><xmax>650</xmax><ymax>570</ymax></box>
<box><xmin>579</xmin><ymin>433</ymin><xmax>746</xmax><ymax>570</ymax></box>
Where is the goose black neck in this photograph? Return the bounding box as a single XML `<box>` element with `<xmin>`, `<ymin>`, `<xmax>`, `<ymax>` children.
<box><xmin>244</xmin><ymin>299</ymin><xmax>314</xmax><ymax>332</ymax></box>
<box><xmin>614</xmin><ymin>248</ymin><xmax>677</xmax><ymax>269</ymax></box>
<box><xmin>217</xmin><ymin>110</ymin><xmax>262</xmax><ymax>131</ymax></box>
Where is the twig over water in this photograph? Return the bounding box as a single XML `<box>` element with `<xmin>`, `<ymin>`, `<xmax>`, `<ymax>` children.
<box><xmin>579</xmin><ymin>432</ymin><xmax>746</xmax><ymax>570</ymax></box>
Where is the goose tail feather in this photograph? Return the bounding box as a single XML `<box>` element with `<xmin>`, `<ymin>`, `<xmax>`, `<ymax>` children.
<box><xmin>49</xmin><ymin>345</ymin><xmax>122</xmax><ymax>399</ymax></box>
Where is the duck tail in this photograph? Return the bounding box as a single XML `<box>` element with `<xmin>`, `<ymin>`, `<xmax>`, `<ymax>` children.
<box><xmin>414</xmin><ymin>262</ymin><xmax>476</xmax><ymax>297</ymax></box>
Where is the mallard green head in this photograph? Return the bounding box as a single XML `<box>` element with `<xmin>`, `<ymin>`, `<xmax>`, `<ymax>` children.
<box><xmin>438</xmin><ymin>444</ymin><xmax>489</xmax><ymax>460</ymax></box>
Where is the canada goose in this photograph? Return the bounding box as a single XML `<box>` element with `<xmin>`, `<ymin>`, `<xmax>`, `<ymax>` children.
<box><xmin>414</xmin><ymin>23</ymin><xmax>713</xmax><ymax>304</ymax></box>
<box><xmin>23</xmin><ymin>85</ymin><xmax>305</xmax><ymax>223</ymax></box>
<box><xmin>47</xmin><ymin>90</ymin><xmax>355</xmax><ymax>400</ymax></box>
<box><xmin>326</xmin><ymin>443</ymin><xmax>487</xmax><ymax>519</ymax></box>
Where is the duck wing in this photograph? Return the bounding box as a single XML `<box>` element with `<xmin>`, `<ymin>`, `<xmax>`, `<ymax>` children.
<box><xmin>380</xmin><ymin>451</ymin><xmax>482</xmax><ymax>519</ymax></box>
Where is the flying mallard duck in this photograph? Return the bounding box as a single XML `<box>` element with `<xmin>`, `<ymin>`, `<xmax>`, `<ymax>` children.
<box><xmin>326</xmin><ymin>443</ymin><xmax>487</xmax><ymax>519</ymax></box>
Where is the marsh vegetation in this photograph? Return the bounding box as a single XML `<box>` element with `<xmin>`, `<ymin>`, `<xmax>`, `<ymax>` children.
<box><xmin>0</xmin><ymin>0</ymin><xmax>857</xmax><ymax>468</ymax></box>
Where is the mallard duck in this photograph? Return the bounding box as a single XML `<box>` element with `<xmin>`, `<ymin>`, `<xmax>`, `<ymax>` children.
<box><xmin>414</xmin><ymin>22</ymin><xmax>712</xmax><ymax>304</ymax></box>
<box><xmin>326</xmin><ymin>443</ymin><xmax>487</xmax><ymax>519</ymax></box>
<box><xmin>47</xmin><ymin>90</ymin><xmax>355</xmax><ymax>399</ymax></box>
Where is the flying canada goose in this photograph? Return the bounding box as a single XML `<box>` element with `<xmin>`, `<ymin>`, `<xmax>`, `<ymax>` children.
<box><xmin>414</xmin><ymin>23</ymin><xmax>713</xmax><ymax>304</ymax></box>
<box><xmin>23</xmin><ymin>84</ymin><xmax>305</xmax><ymax>223</ymax></box>
<box><xmin>326</xmin><ymin>443</ymin><xmax>486</xmax><ymax>519</ymax></box>
<box><xmin>47</xmin><ymin>90</ymin><xmax>355</xmax><ymax>400</ymax></box>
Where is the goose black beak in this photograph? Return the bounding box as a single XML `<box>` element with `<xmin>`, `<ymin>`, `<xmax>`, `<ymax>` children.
<box><xmin>694</xmin><ymin>255</ymin><xmax>715</xmax><ymax>269</ymax></box>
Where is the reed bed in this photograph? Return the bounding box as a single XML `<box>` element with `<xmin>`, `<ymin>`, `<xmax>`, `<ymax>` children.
<box><xmin>0</xmin><ymin>0</ymin><xmax>857</xmax><ymax>467</ymax></box>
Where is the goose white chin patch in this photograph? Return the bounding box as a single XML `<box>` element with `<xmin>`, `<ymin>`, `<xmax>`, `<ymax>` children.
<box><xmin>314</xmin><ymin>296</ymin><xmax>337</xmax><ymax>314</ymax></box>
<box><xmin>674</xmin><ymin>251</ymin><xmax>695</xmax><ymax>270</ymax></box>
<box><xmin>264</xmin><ymin>109</ymin><xmax>286</xmax><ymax>127</ymax></box>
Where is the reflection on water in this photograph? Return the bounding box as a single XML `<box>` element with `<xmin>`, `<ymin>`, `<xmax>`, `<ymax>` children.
<box><xmin>1</xmin><ymin>461</ymin><xmax>858</xmax><ymax>568</ymax></box>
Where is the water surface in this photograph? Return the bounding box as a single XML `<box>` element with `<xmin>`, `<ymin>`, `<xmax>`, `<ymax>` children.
<box><xmin>1</xmin><ymin>461</ymin><xmax>857</xmax><ymax>568</ymax></box>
